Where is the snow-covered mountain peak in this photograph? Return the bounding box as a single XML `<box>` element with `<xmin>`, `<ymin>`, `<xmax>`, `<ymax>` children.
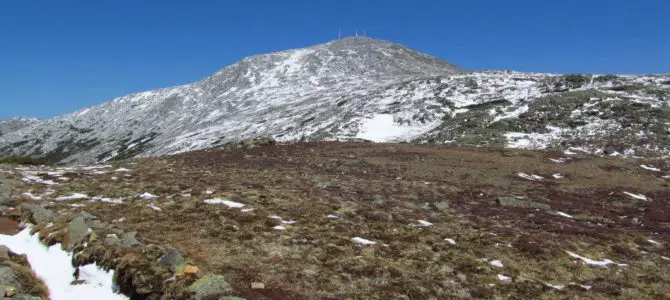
<box><xmin>0</xmin><ymin>39</ymin><xmax>668</xmax><ymax>164</ymax></box>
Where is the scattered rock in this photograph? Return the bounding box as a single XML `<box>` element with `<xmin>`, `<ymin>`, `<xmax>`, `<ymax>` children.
<box><xmin>104</xmin><ymin>233</ymin><xmax>120</xmax><ymax>246</ymax></box>
<box><xmin>496</xmin><ymin>197</ymin><xmax>551</xmax><ymax>210</ymax></box>
<box><xmin>179</xmin><ymin>265</ymin><xmax>199</xmax><ymax>276</ymax></box>
<box><xmin>188</xmin><ymin>274</ymin><xmax>233</xmax><ymax>300</ymax></box>
<box><xmin>66</xmin><ymin>216</ymin><xmax>89</xmax><ymax>250</ymax></box>
<box><xmin>250</xmin><ymin>282</ymin><xmax>265</xmax><ymax>289</ymax></box>
<box><xmin>118</xmin><ymin>231</ymin><xmax>141</xmax><ymax>248</ymax></box>
<box><xmin>158</xmin><ymin>248</ymin><xmax>186</xmax><ymax>273</ymax></box>
<box><xmin>0</xmin><ymin>176</ymin><xmax>17</xmax><ymax>205</ymax></box>
<box><xmin>78</xmin><ymin>211</ymin><xmax>99</xmax><ymax>222</ymax></box>
<box><xmin>5</xmin><ymin>286</ymin><xmax>16</xmax><ymax>297</ymax></box>
<box><xmin>0</xmin><ymin>266</ymin><xmax>20</xmax><ymax>290</ymax></box>
<box><xmin>18</xmin><ymin>204</ymin><xmax>54</xmax><ymax>224</ymax></box>
<box><xmin>0</xmin><ymin>245</ymin><xmax>9</xmax><ymax>260</ymax></box>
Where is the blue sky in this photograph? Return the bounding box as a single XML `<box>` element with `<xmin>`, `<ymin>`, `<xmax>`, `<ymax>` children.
<box><xmin>1</xmin><ymin>0</ymin><xmax>668</xmax><ymax>119</ymax></box>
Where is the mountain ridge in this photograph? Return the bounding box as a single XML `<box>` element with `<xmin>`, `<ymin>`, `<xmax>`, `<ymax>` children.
<box><xmin>1</xmin><ymin>38</ymin><xmax>668</xmax><ymax>163</ymax></box>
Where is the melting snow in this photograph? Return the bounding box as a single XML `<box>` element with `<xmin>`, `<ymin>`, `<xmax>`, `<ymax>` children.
<box><xmin>204</xmin><ymin>198</ymin><xmax>245</xmax><ymax>208</ymax></box>
<box><xmin>355</xmin><ymin>114</ymin><xmax>439</xmax><ymax>142</ymax></box>
<box><xmin>22</xmin><ymin>192</ymin><xmax>42</xmax><ymax>200</ymax></box>
<box><xmin>552</xmin><ymin>173</ymin><xmax>565</xmax><ymax>179</ymax></box>
<box><xmin>90</xmin><ymin>197</ymin><xmax>124</xmax><ymax>204</ymax></box>
<box><xmin>326</xmin><ymin>214</ymin><xmax>341</xmax><ymax>219</ymax></box>
<box><xmin>566</xmin><ymin>251</ymin><xmax>627</xmax><ymax>267</ymax></box>
<box><xmin>139</xmin><ymin>192</ymin><xmax>158</xmax><ymax>199</ymax></box>
<box><xmin>648</xmin><ymin>239</ymin><xmax>662</xmax><ymax>245</ymax></box>
<box><xmin>517</xmin><ymin>173</ymin><xmax>543</xmax><ymax>181</ymax></box>
<box><xmin>556</xmin><ymin>212</ymin><xmax>574</xmax><ymax>218</ymax></box>
<box><xmin>489</xmin><ymin>260</ymin><xmax>504</xmax><ymax>268</ymax></box>
<box><xmin>415</xmin><ymin>220</ymin><xmax>433</xmax><ymax>227</ymax></box>
<box><xmin>549</xmin><ymin>158</ymin><xmax>567</xmax><ymax>163</ymax></box>
<box><xmin>545</xmin><ymin>283</ymin><xmax>565</xmax><ymax>290</ymax></box>
<box><xmin>623</xmin><ymin>191</ymin><xmax>648</xmax><ymax>201</ymax></box>
<box><xmin>272</xmin><ymin>225</ymin><xmax>286</xmax><ymax>231</ymax></box>
<box><xmin>148</xmin><ymin>203</ymin><xmax>162</xmax><ymax>211</ymax></box>
<box><xmin>22</xmin><ymin>175</ymin><xmax>57</xmax><ymax>185</ymax></box>
<box><xmin>445</xmin><ymin>238</ymin><xmax>456</xmax><ymax>245</ymax></box>
<box><xmin>640</xmin><ymin>164</ymin><xmax>661</xmax><ymax>172</ymax></box>
<box><xmin>497</xmin><ymin>274</ymin><xmax>512</xmax><ymax>282</ymax></box>
<box><xmin>114</xmin><ymin>168</ymin><xmax>131</xmax><ymax>172</ymax></box>
<box><xmin>56</xmin><ymin>193</ymin><xmax>89</xmax><ymax>200</ymax></box>
<box><xmin>352</xmin><ymin>237</ymin><xmax>376</xmax><ymax>245</ymax></box>
<box><xmin>0</xmin><ymin>228</ymin><xmax>127</xmax><ymax>300</ymax></box>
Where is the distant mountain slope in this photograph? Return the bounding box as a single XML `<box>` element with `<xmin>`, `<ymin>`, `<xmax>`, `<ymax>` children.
<box><xmin>0</xmin><ymin>37</ymin><xmax>668</xmax><ymax>163</ymax></box>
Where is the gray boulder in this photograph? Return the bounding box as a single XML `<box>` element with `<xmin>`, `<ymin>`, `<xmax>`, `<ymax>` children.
<box><xmin>0</xmin><ymin>266</ymin><xmax>20</xmax><ymax>290</ymax></box>
<box><xmin>18</xmin><ymin>204</ymin><xmax>54</xmax><ymax>224</ymax></box>
<box><xmin>496</xmin><ymin>197</ymin><xmax>551</xmax><ymax>210</ymax></box>
<box><xmin>187</xmin><ymin>274</ymin><xmax>233</xmax><ymax>300</ymax></box>
<box><xmin>66</xmin><ymin>216</ymin><xmax>89</xmax><ymax>250</ymax></box>
<box><xmin>158</xmin><ymin>248</ymin><xmax>186</xmax><ymax>273</ymax></box>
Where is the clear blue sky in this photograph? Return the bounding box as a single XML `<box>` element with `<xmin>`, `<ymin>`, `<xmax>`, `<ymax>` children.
<box><xmin>1</xmin><ymin>0</ymin><xmax>668</xmax><ymax>119</ymax></box>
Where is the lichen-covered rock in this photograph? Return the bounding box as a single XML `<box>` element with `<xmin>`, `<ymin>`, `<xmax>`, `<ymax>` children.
<box><xmin>0</xmin><ymin>266</ymin><xmax>21</xmax><ymax>289</ymax></box>
<box><xmin>65</xmin><ymin>216</ymin><xmax>88</xmax><ymax>250</ymax></box>
<box><xmin>18</xmin><ymin>204</ymin><xmax>54</xmax><ymax>224</ymax></box>
<box><xmin>0</xmin><ymin>175</ymin><xmax>17</xmax><ymax>205</ymax></box>
<box><xmin>187</xmin><ymin>274</ymin><xmax>233</xmax><ymax>300</ymax></box>
<box><xmin>496</xmin><ymin>197</ymin><xmax>550</xmax><ymax>210</ymax></box>
<box><xmin>158</xmin><ymin>248</ymin><xmax>186</xmax><ymax>273</ymax></box>
<box><xmin>118</xmin><ymin>231</ymin><xmax>141</xmax><ymax>248</ymax></box>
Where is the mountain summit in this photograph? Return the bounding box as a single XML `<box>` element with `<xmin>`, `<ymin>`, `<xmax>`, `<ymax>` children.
<box><xmin>1</xmin><ymin>38</ymin><xmax>668</xmax><ymax>163</ymax></box>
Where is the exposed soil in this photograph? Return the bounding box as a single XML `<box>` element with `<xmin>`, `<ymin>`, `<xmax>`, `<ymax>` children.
<box><xmin>3</xmin><ymin>141</ymin><xmax>670</xmax><ymax>299</ymax></box>
<box><xmin>0</xmin><ymin>216</ymin><xmax>21</xmax><ymax>235</ymax></box>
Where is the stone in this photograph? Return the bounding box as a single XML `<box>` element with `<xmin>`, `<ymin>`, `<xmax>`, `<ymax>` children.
<box><xmin>19</xmin><ymin>204</ymin><xmax>54</xmax><ymax>224</ymax></box>
<box><xmin>0</xmin><ymin>266</ymin><xmax>20</xmax><ymax>290</ymax></box>
<box><xmin>0</xmin><ymin>245</ymin><xmax>9</xmax><ymax>260</ymax></box>
<box><xmin>66</xmin><ymin>216</ymin><xmax>89</xmax><ymax>250</ymax></box>
<box><xmin>496</xmin><ymin>197</ymin><xmax>550</xmax><ymax>210</ymax></box>
<box><xmin>104</xmin><ymin>234</ymin><xmax>120</xmax><ymax>246</ymax></box>
<box><xmin>78</xmin><ymin>211</ymin><xmax>99</xmax><ymax>222</ymax></box>
<box><xmin>5</xmin><ymin>285</ymin><xmax>16</xmax><ymax>297</ymax></box>
<box><xmin>118</xmin><ymin>231</ymin><xmax>141</xmax><ymax>248</ymax></box>
<box><xmin>0</xmin><ymin>177</ymin><xmax>16</xmax><ymax>204</ymax></box>
<box><xmin>158</xmin><ymin>248</ymin><xmax>186</xmax><ymax>273</ymax></box>
<box><xmin>179</xmin><ymin>265</ymin><xmax>199</xmax><ymax>276</ymax></box>
<box><xmin>88</xmin><ymin>231</ymin><xmax>99</xmax><ymax>243</ymax></box>
<box><xmin>187</xmin><ymin>274</ymin><xmax>233</xmax><ymax>300</ymax></box>
<box><xmin>250</xmin><ymin>282</ymin><xmax>265</xmax><ymax>289</ymax></box>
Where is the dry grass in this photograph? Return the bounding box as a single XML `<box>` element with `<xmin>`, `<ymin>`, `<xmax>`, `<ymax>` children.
<box><xmin>4</xmin><ymin>141</ymin><xmax>670</xmax><ymax>299</ymax></box>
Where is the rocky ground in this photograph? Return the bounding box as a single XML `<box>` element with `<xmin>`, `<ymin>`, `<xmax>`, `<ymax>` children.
<box><xmin>1</xmin><ymin>140</ymin><xmax>669</xmax><ymax>299</ymax></box>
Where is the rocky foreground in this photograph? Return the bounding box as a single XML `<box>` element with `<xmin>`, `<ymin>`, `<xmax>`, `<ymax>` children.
<box><xmin>0</xmin><ymin>141</ymin><xmax>669</xmax><ymax>299</ymax></box>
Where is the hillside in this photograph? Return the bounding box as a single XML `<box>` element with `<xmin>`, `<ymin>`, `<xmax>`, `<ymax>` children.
<box><xmin>1</xmin><ymin>141</ymin><xmax>669</xmax><ymax>299</ymax></box>
<box><xmin>1</xmin><ymin>38</ymin><xmax>668</xmax><ymax>164</ymax></box>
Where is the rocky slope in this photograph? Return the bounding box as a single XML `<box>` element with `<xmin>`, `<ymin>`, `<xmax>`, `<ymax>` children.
<box><xmin>0</xmin><ymin>38</ymin><xmax>668</xmax><ymax>164</ymax></box>
<box><xmin>1</xmin><ymin>142</ymin><xmax>669</xmax><ymax>299</ymax></box>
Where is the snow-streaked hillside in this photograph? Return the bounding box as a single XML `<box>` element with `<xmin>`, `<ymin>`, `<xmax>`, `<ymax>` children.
<box><xmin>1</xmin><ymin>37</ymin><xmax>668</xmax><ymax>163</ymax></box>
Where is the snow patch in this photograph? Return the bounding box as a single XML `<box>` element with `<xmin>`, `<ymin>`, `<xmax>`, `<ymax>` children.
<box><xmin>556</xmin><ymin>212</ymin><xmax>574</xmax><ymax>219</ymax></box>
<box><xmin>204</xmin><ymin>198</ymin><xmax>245</xmax><ymax>208</ymax></box>
<box><xmin>623</xmin><ymin>191</ymin><xmax>648</xmax><ymax>201</ymax></box>
<box><xmin>22</xmin><ymin>192</ymin><xmax>42</xmax><ymax>200</ymax></box>
<box><xmin>56</xmin><ymin>193</ymin><xmax>89</xmax><ymax>200</ymax></box>
<box><xmin>352</xmin><ymin>237</ymin><xmax>376</xmax><ymax>246</ymax></box>
<box><xmin>139</xmin><ymin>192</ymin><xmax>158</xmax><ymax>200</ymax></box>
<box><xmin>640</xmin><ymin>164</ymin><xmax>661</xmax><ymax>172</ymax></box>
<box><xmin>355</xmin><ymin>114</ymin><xmax>439</xmax><ymax>142</ymax></box>
<box><xmin>0</xmin><ymin>228</ymin><xmax>127</xmax><ymax>300</ymax></box>
<box><xmin>445</xmin><ymin>238</ymin><xmax>456</xmax><ymax>245</ymax></box>
<box><xmin>489</xmin><ymin>259</ymin><xmax>504</xmax><ymax>268</ymax></box>
<box><xmin>566</xmin><ymin>251</ymin><xmax>627</xmax><ymax>267</ymax></box>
